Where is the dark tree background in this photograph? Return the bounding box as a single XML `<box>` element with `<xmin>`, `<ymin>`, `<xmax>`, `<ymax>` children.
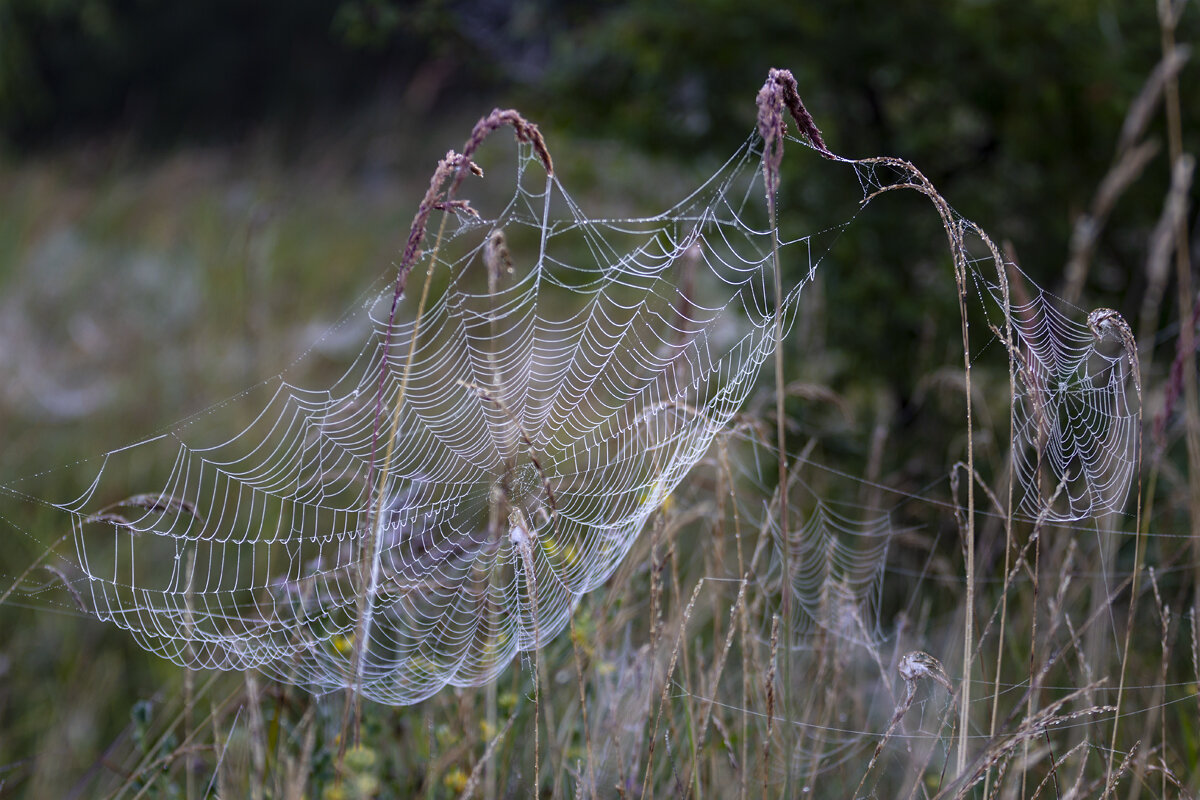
<box><xmin>2</xmin><ymin>0</ymin><xmax>1195</xmax><ymax>503</ymax></box>
<box><xmin>3</xmin><ymin>0</ymin><xmax>1193</xmax><ymax>282</ymax></box>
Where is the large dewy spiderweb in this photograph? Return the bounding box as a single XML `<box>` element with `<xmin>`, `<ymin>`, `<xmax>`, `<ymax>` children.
<box><xmin>51</xmin><ymin>109</ymin><xmax>818</xmax><ymax>705</ymax></box>
<box><xmin>20</xmin><ymin>76</ymin><xmax>1141</xmax><ymax>707</ymax></box>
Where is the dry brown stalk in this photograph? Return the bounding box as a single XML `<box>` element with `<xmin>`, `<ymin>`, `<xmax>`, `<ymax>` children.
<box><xmin>762</xmin><ymin>614</ymin><xmax>779</xmax><ymax>800</ymax></box>
<box><xmin>716</xmin><ymin>440</ymin><xmax>751</xmax><ymax>800</ymax></box>
<box><xmin>1100</xmin><ymin>740</ymin><xmax>1140</xmax><ymax>800</ymax></box>
<box><xmin>641</xmin><ymin>581</ymin><xmax>705</xmax><ymax>799</ymax></box>
<box><xmin>936</xmin><ymin>683</ymin><xmax>1114</xmax><ymax>799</ymax></box>
<box><xmin>754</xmin><ymin>77</ymin><xmax>835</xmax><ymax>778</ymax></box>
<box><xmin>455</xmin><ymin>707</ymin><xmax>518</xmax><ymax>800</ymax></box>
<box><xmin>1088</xmin><ymin>307</ymin><xmax>1142</xmax><ymax>395</ymax></box>
<box><xmin>568</xmin><ymin>613</ymin><xmax>599</xmax><ymax>798</ymax></box>
<box><xmin>1062</xmin><ymin>141</ymin><xmax>1159</xmax><ymax>306</ymax></box>
<box><xmin>1192</xmin><ymin>609</ymin><xmax>1200</xmax><ymax>722</ymax></box>
<box><xmin>105</xmin><ymin>672</ymin><xmax>233</xmax><ymax>800</ymax></box>
<box><xmin>756</xmin><ymin>68</ymin><xmax>832</xmax><ymax>198</ymax></box>
<box><xmin>1153</xmin><ymin>292</ymin><xmax>1200</xmax><ymax>455</ymax></box>
<box><xmin>1138</xmin><ymin>154</ymin><xmax>1195</xmax><ymax>351</ymax></box>
<box><xmin>855</xmin><ymin>650</ymin><xmax>956</xmax><ymax>799</ymax></box>
<box><xmin>1061</xmin><ymin>42</ymin><xmax>1190</xmax><ymax>306</ymax></box>
<box><xmin>341</xmin><ymin>108</ymin><xmax>557</xmax><ymax>759</ymax></box>
<box><xmin>1104</xmin><ymin>329</ymin><xmax>1148</xmax><ymax>790</ymax></box>
<box><xmin>484</xmin><ymin>228</ymin><xmax>513</xmax><ymax>289</ymax></box>
<box><xmin>391</xmin><ymin>109</ymin><xmax>550</xmax><ymax>306</ymax></box>
<box><xmin>650</xmin><ymin>509</ymin><xmax>666</xmax><ymax>654</ymax></box>
<box><xmin>858</xmin><ymin>157</ymin><xmax>1020</xmax><ymax>782</ymax></box>
<box><xmin>685</xmin><ymin>581</ymin><xmax>747</xmax><ymax>791</ymax></box>
<box><xmin>1027</xmin><ymin>741</ymin><xmax>1090</xmax><ymax>800</ymax></box>
<box><xmin>1123</xmin><ymin>567</ymin><xmax>1172</xmax><ymax>799</ymax></box>
<box><xmin>757</xmin><ymin>71</ymin><xmax>826</xmax><ymax>790</ymax></box>
<box><xmin>283</xmin><ymin>703</ymin><xmax>318</xmax><ymax>800</ymax></box>
<box><xmin>1117</xmin><ymin>45</ymin><xmax>1191</xmax><ymax>155</ymax></box>
<box><xmin>454</xmin><ymin>108</ymin><xmax>553</xmax><ymax>193</ymax></box>
<box><xmin>392</xmin><ymin>151</ymin><xmax>481</xmax><ymax>305</ymax></box>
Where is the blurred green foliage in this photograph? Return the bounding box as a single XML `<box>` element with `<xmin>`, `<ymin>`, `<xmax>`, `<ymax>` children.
<box><xmin>0</xmin><ymin>0</ymin><xmax>487</xmax><ymax>146</ymax></box>
<box><xmin>5</xmin><ymin>0</ymin><xmax>1190</xmax><ymax>402</ymax></box>
<box><xmin>3</xmin><ymin>0</ymin><xmax>1193</xmax><ymax>260</ymax></box>
<box><xmin>489</xmin><ymin>0</ymin><xmax>1197</xmax><ymax>377</ymax></box>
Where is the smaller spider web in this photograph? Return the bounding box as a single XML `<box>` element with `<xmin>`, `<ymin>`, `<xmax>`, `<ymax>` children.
<box><xmin>852</xmin><ymin>158</ymin><xmax>1142</xmax><ymax>524</ymax></box>
<box><xmin>1004</xmin><ymin>291</ymin><xmax>1141</xmax><ymax>522</ymax></box>
<box><xmin>781</xmin><ymin>500</ymin><xmax>894</xmax><ymax>648</ymax></box>
<box><xmin>709</xmin><ymin>442</ymin><xmax>909</xmax><ymax>784</ymax></box>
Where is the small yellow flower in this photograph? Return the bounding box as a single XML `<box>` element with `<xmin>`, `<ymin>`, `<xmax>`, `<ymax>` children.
<box><xmin>332</xmin><ymin>634</ymin><xmax>354</xmax><ymax>655</ymax></box>
<box><xmin>480</xmin><ymin>719</ymin><xmax>498</xmax><ymax>739</ymax></box>
<box><xmin>443</xmin><ymin>767</ymin><xmax>469</xmax><ymax>793</ymax></box>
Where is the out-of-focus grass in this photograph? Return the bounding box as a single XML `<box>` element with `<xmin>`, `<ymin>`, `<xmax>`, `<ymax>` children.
<box><xmin>0</xmin><ymin>137</ymin><xmax>401</xmax><ymax>799</ymax></box>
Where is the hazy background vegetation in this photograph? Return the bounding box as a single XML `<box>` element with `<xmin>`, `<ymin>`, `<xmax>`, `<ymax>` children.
<box><xmin>3</xmin><ymin>0</ymin><xmax>1196</xmax><ymax>407</ymax></box>
<box><xmin>1</xmin><ymin>1</ymin><xmax>1197</xmax><ymax>797</ymax></box>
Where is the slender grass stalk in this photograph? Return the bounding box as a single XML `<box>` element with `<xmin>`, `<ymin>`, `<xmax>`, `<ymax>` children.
<box><xmin>514</xmin><ymin>522</ymin><xmax>544</xmax><ymax>796</ymax></box>
<box><xmin>456</xmin><ymin>708</ymin><xmax>518</xmax><ymax>800</ymax></box>
<box><xmin>717</xmin><ymin>440</ymin><xmax>751</xmax><ymax>800</ymax></box>
<box><xmin>344</xmin><ymin>110</ymin><xmax>553</xmax><ymax>765</ymax></box>
<box><xmin>754</xmin><ymin>67</ymin><xmax>832</xmax><ymax>795</ymax></box>
<box><xmin>0</xmin><ymin>532</ymin><xmax>68</xmax><ymax>609</ymax></box>
<box><xmin>183</xmin><ymin>548</ymin><xmax>196</xmax><ymax>800</ymax></box>
<box><xmin>484</xmin><ymin>227</ymin><xmax>509</xmax><ymax>800</ymax></box>
<box><xmin>983</xmin><ymin>237</ymin><xmax>1016</xmax><ymax>800</ymax></box>
<box><xmin>568</xmin><ymin>614</ymin><xmax>598</xmax><ymax>798</ymax></box>
<box><xmin>341</xmin><ymin>197</ymin><xmax>452</xmax><ymax>759</ymax></box>
<box><xmin>762</xmin><ymin>614</ymin><xmax>778</xmax><ymax>800</ymax></box>
<box><xmin>1104</xmin><ymin>405</ymin><xmax>1146</xmax><ymax>788</ymax></box>
<box><xmin>485</xmin><ymin>613</ymin><xmax>499</xmax><ymax>800</ymax></box>
<box><xmin>104</xmin><ymin>672</ymin><xmax>232</xmax><ymax>800</ymax></box>
<box><xmin>767</xmin><ymin>161</ymin><xmax>792</xmax><ymax>796</ymax></box>
<box><xmin>952</xmin><ymin>217</ymin><xmax>977</xmax><ymax>779</ymax></box>
<box><xmin>685</xmin><ymin>581</ymin><xmax>746</xmax><ymax>793</ymax></box>
<box><xmin>641</xmin><ymin>581</ymin><xmax>704</xmax><ymax>799</ymax></box>
<box><xmin>852</xmin><ymin>160</ymin><xmax>980</xmax><ymax>778</ymax></box>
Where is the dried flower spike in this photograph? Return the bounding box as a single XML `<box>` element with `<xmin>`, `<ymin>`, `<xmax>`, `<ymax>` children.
<box><xmin>756</xmin><ymin>68</ymin><xmax>833</xmax><ymax>202</ymax></box>
<box><xmin>898</xmin><ymin>650</ymin><xmax>954</xmax><ymax>695</ymax></box>
<box><xmin>1087</xmin><ymin>307</ymin><xmax>1141</xmax><ymax>394</ymax></box>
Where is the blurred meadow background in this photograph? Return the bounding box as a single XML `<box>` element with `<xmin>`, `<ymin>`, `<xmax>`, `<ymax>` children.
<box><xmin>1</xmin><ymin>1</ymin><xmax>1199</xmax><ymax>798</ymax></box>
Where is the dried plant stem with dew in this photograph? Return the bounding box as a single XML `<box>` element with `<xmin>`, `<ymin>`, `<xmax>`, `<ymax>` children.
<box><xmin>345</xmin><ymin>110</ymin><xmax>553</xmax><ymax>756</ymax></box>
<box><xmin>755</xmin><ymin>68</ymin><xmax>833</xmax><ymax>792</ymax></box>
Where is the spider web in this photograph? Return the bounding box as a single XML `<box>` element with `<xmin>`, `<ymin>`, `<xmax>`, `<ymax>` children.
<box><xmin>1006</xmin><ymin>295</ymin><xmax>1141</xmax><ymax>522</ymax></box>
<box><xmin>4</xmin><ymin>119</ymin><xmax>1140</xmax><ymax>709</ymax></box>
<box><xmin>15</xmin><ymin>130</ymin><xmax>820</xmax><ymax>705</ymax></box>
<box><xmin>850</xmin><ymin>158</ymin><xmax>1142</xmax><ymax>525</ymax></box>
